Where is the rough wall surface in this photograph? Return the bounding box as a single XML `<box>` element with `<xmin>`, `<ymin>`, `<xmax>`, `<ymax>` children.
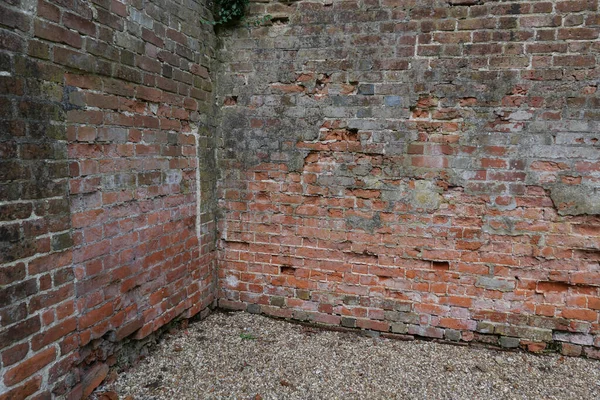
<box><xmin>217</xmin><ymin>0</ymin><xmax>600</xmax><ymax>357</ymax></box>
<box><xmin>2</xmin><ymin>0</ymin><xmax>600</xmax><ymax>398</ymax></box>
<box><xmin>0</xmin><ymin>0</ymin><xmax>217</xmax><ymax>398</ymax></box>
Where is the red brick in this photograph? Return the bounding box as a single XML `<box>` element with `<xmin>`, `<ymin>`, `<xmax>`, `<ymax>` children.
<box><xmin>37</xmin><ymin>0</ymin><xmax>60</xmax><ymax>22</ymax></box>
<box><xmin>357</xmin><ymin>319</ymin><xmax>390</xmax><ymax>331</ymax></box>
<box><xmin>271</xmin><ymin>83</ymin><xmax>305</xmax><ymax>93</ymax></box>
<box><xmin>79</xmin><ymin>302</ymin><xmax>114</xmax><ymax>329</ymax></box>
<box><xmin>554</xmin><ymin>55</ymin><xmax>596</xmax><ymax>67</ymax></box>
<box><xmin>81</xmin><ymin>363</ymin><xmax>109</xmax><ymax>398</ymax></box>
<box><xmin>0</xmin><ymin>376</ymin><xmax>42</xmax><ymax>400</ymax></box>
<box><xmin>0</xmin><ymin>29</ymin><xmax>25</xmax><ymax>51</ymax></box>
<box><xmin>166</xmin><ymin>28</ymin><xmax>187</xmax><ymax>45</ymax></box>
<box><xmin>0</xmin><ymin>317</ymin><xmax>41</xmax><ymax>350</ymax></box>
<box><xmin>63</xmin><ymin>12</ymin><xmax>96</xmax><ymax>36</ymax></box>
<box><xmin>136</xmin><ymin>86</ymin><xmax>163</xmax><ymax>102</ymax></box>
<box><xmin>556</xmin><ymin>0</ymin><xmax>598</xmax><ymax>13</ymax></box>
<box><xmin>562</xmin><ymin>308</ymin><xmax>597</xmax><ymax>322</ymax></box>
<box><xmin>34</xmin><ymin>20</ymin><xmax>82</xmax><ymax>48</ymax></box>
<box><xmin>111</xmin><ymin>0</ymin><xmax>128</xmax><ymax>17</ymax></box>
<box><xmin>536</xmin><ymin>281</ymin><xmax>570</xmax><ymax>293</ymax></box>
<box><xmin>1</xmin><ymin>343</ymin><xmax>29</xmax><ymax>367</ymax></box>
<box><xmin>0</xmin><ymin>5</ymin><xmax>30</xmax><ymax>31</ymax></box>
<box><xmin>190</xmin><ymin>64</ymin><xmax>209</xmax><ymax>78</ymax></box>
<box><xmin>524</xmin><ymin>342</ymin><xmax>547</xmax><ymax>353</ymax></box>
<box><xmin>4</xmin><ymin>347</ymin><xmax>55</xmax><ymax>386</ymax></box>
<box><xmin>558</xmin><ymin>27</ymin><xmax>599</xmax><ymax>40</ymax></box>
<box><xmin>31</xmin><ymin>318</ymin><xmax>77</xmax><ymax>351</ymax></box>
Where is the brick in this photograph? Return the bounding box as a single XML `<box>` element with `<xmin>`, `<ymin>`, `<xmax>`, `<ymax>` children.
<box><xmin>79</xmin><ymin>302</ymin><xmax>114</xmax><ymax>329</ymax></box>
<box><xmin>0</xmin><ymin>5</ymin><xmax>30</xmax><ymax>31</ymax></box>
<box><xmin>136</xmin><ymin>85</ymin><xmax>162</xmax><ymax>102</ymax></box>
<box><xmin>37</xmin><ymin>0</ymin><xmax>61</xmax><ymax>22</ymax></box>
<box><xmin>96</xmin><ymin>8</ymin><xmax>125</xmax><ymax>31</ymax></box>
<box><xmin>1</xmin><ymin>342</ymin><xmax>29</xmax><ymax>367</ymax></box>
<box><xmin>561</xmin><ymin>343</ymin><xmax>583</xmax><ymax>357</ymax></box>
<box><xmin>557</xmin><ymin>27</ymin><xmax>599</xmax><ymax>40</ymax></box>
<box><xmin>54</xmin><ymin>47</ymin><xmax>94</xmax><ymax>72</ymax></box>
<box><xmin>190</xmin><ymin>64</ymin><xmax>209</xmax><ymax>78</ymax></box>
<box><xmin>34</xmin><ymin>20</ymin><xmax>82</xmax><ymax>48</ymax></box>
<box><xmin>0</xmin><ymin>279</ymin><xmax>37</xmax><ymax>308</ymax></box>
<box><xmin>475</xmin><ymin>277</ymin><xmax>515</xmax><ymax>292</ymax></box>
<box><xmin>81</xmin><ymin>363</ymin><xmax>109</xmax><ymax>398</ymax></box>
<box><xmin>0</xmin><ymin>262</ymin><xmax>26</xmax><ymax>285</ymax></box>
<box><xmin>31</xmin><ymin>317</ymin><xmax>77</xmax><ymax>351</ymax></box>
<box><xmin>499</xmin><ymin>336</ymin><xmax>520</xmax><ymax>348</ymax></box>
<box><xmin>0</xmin><ymin>376</ymin><xmax>42</xmax><ymax>400</ymax></box>
<box><xmin>562</xmin><ymin>308</ymin><xmax>597</xmax><ymax>321</ymax></box>
<box><xmin>63</xmin><ymin>12</ymin><xmax>96</xmax><ymax>36</ymax></box>
<box><xmin>524</xmin><ymin>342</ymin><xmax>547</xmax><ymax>353</ymax></box>
<box><xmin>0</xmin><ymin>29</ymin><xmax>25</xmax><ymax>51</ymax></box>
<box><xmin>556</xmin><ymin>1</ymin><xmax>598</xmax><ymax>13</ymax></box>
<box><xmin>4</xmin><ymin>347</ymin><xmax>56</xmax><ymax>386</ymax></box>
<box><xmin>554</xmin><ymin>55</ymin><xmax>596</xmax><ymax>67</ymax></box>
<box><xmin>390</xmin><ymin>322</ymin><xmax>408</xmax><ymax>334</ymax></box>
<box><xmin>28</xmin><ymin>251</ymin><xmax>72</xmax><ymax>275</ymax></box>
<box><xmin>341</xmin><ymin>317</ymin><xmax>357</xmax><ymax>328</ymax></box>
<box><xmin>536</xmin><ymin>281</ymin><xmax>570</xmax><ymax>293</ymax></box>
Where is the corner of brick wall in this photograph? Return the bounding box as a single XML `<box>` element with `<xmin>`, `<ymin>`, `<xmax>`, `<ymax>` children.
<box><xmin>2</xmin><ymin>0</ymin><xmax>600</xmax><ymax>398</ymax></box>
<box><xmin>0</xmin><ymin>0</ymin><xmax>218</xmax><ymax>398</ymax></box>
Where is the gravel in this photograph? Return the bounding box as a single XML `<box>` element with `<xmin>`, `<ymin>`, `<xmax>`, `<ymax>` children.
<box><xmin>98</xmin><ymin>311</ymin><xmax>600</xmax><ymax>400</ymax></box>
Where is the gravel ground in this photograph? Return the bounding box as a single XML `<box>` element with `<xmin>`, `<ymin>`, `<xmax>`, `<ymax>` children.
<box><xmin>98</xmin><ymin>311</ymin><xmax>600</xmax><ymax>400</ymax></box>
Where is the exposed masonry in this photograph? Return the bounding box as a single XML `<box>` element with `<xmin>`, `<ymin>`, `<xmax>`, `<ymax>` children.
<box><xmin>216</xmin><ymin>0</ymin><xmax>600</xmax><ymax>363</ymax></box>
<box><xmin>1</xmin><ymin>0</ymin><xmax>600</xmax><ymax>398</ymax></box>
<box><xmin>1</xmin><ymin>0</ymin><xmax>218</xmax><ymax>398</ymax></box>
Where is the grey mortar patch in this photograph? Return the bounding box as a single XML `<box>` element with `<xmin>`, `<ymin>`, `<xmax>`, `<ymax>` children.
<box><xmin>550</xmin><ymin>183</ymin><xmax>600</xmax><ymax>216</ymax></box>
<box><xmin>346</xmin><ymin>212</ymin><xmax>382</xmax><ymax>232</ymax></box>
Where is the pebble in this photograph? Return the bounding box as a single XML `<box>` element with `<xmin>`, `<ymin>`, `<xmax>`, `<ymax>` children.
<box><xmin>96</xmin><ymin>311</ymin><xmax>600</xmax><ymax>400</ymax></box>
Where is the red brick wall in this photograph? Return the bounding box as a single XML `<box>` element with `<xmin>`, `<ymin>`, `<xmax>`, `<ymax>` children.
<box><xmin>2</xmin><ymin>0</ymin><xmax>600</xmax><ymax>397</ymax></box>
<box><xmin>0</xmin><ymin>0</ymin><xmax>217</xmax><ymax>398</ymax></box>
<box><xmin>217</xmin><ymin>0</ymin><xmax>600</xmax><ymax>358</ymax></box>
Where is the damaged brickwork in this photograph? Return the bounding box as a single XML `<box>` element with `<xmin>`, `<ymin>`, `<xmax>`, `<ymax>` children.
<box><xmin>217</xmin><ymin>0</ymin><xmax>600</xmax><ymax>360</ymax></box>
<box><xmin>1</xmin><ymin>0</ymin><xmax>218</xmax><ymax>398</ymax></box>
<box><xmin>1</xmin><ymin>0</ymin><xmax>600</xmax><ymax>398</ymax></box>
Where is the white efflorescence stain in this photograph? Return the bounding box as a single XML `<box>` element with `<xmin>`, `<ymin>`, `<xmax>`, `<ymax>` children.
<box><xmin>226</xmin><ymin>275</ymin><xmax>238</xmax><ymax>288</ymax></box>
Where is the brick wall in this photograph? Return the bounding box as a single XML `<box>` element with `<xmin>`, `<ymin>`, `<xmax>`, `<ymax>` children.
<box><xmin>217</xmin><ymin>0</ymin><xmax>600</xmax><ymax>358</ymax></box>
<box><xmin>0</xmin><ymin>0</ymin><xmax>217</xmax><ymax>398</ymax></box>
<box><xmin>2</xmin><ymin>0</ymin><xmax>600</xmax><ymax>398</ymax></box>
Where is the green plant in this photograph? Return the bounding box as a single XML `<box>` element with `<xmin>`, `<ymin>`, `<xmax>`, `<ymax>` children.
<box><xmin>239</xmin><ymin>332</ymin><xmax>257</xmax><ymax>340</ymax></box>
<box><xmin>244</xmin><ymin>14</ymin><xmax>273</xmax><ymax>27</ymax></box>
<box><xmin>214</xmin><ymin>0</ymin><xmax>247</xmax><ymax>25</ymax></box>
<box><xmin>201</xmin><ymin>0</ymin><xmax>272</xmax><ymax>27</ymax></box>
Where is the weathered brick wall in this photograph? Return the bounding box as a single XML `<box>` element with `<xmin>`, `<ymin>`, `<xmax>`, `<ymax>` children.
<box><xmin>1</xmin><ymin>0</ymin><xmax>217</xmax><ymax>398</ymax></box>
<box><xmin>2</xmin><ymin>0</ymin><xmax>600</xmax><ymax>397</ymax></box>
<box><xmin>217</xmin><ymin>0</ymin><xmax>600</xmax><ymax>357</ymax></box>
